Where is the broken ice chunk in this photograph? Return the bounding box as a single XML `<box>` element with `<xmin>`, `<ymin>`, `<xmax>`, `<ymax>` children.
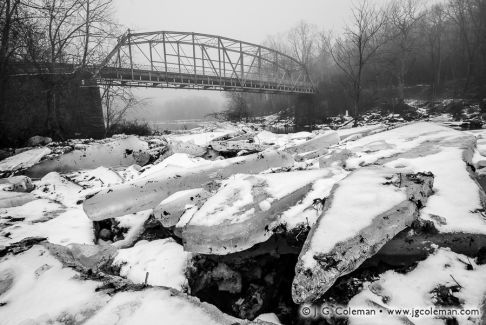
<box><xmin>0</xmin><ymin>191</ymin><xmax>36</xmax><ymax>209</ymax></box>
<box><xmin>181</xmin><ymin>169</ymin><xmax>336</xmax><ymax>255</ymax></box>
<box><xmin>83</xmin><ymin>150</ymin><xmax>295</xmax><ymax>221</ymax></box>
<box><xmin>0</xmin><ymin>147</ymin><xmax>51</xmax><ymax>176</ymax></box>
<box><xmin>154</xmin><ymin>188</ymin><xmax>210</xmax><ymax>227</ymax></box>
<box><xmin>292</xmin><ymin>167</ymin><xmax>434</xmax><ymax>303</ymax></box>
<box><xmin>26</xmin><ymin>136</ymin><xmax>151</xmax><ymax>178</ymax></box>
<box><xmin>68</xmin><ymin>166</ymin><xmax>123</xmax><ymax>188</ymax></box>
<box><xmin>284</xmin><ymin>131</ymin><xmax>339</xmax><ymax>155</ymax></box>
<box><xmin>32</xmin><ymin>172</ymin><xmax>84</xmax><ymax>207</ymax></box>
<box><xmin>0</xmin><ymin>176</ymin><xmax>34</xmax><ymax>192</ymax></box>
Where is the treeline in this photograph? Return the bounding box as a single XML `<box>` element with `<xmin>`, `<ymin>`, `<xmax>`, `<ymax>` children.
<box><xmin>226</xmin><ymin>0</ymin><xmax>486</xmax><ymax>123</ymax></box>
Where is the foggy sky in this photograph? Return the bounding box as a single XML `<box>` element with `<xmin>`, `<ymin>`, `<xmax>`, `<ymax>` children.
<box><xmin>113</xmin><ymin>0</ymin><xmax>388</xmax><ymax>120</ymax></box>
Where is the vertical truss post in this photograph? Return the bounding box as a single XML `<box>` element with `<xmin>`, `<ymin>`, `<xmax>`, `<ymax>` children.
<box><xmin>218</xmin><ymin>37</ymin><xmax>222</xmax><ymax>85</ymax></box>
<box><xmin>192</xmin><ymin>33</ymin><xmax>196</xmax><ymax>80</ymax></box>
<box><xmin>258</xmin><ymin>47</ymin><xmax>262</xmax><ymax>88</ymax></box>
<box><xmin>240</xmin><ymin>41</ymin><xmax>244</xmax><ymax>87</ymax></box>
<box><xmin>201</xmin><ymin>46</ymin><xmax>205</xmax><ymax>76</ymax></box>
<box><xmin>149</xmin><ymin>41</ymin><xmax>153</xmax><ymax>81</ymax></box>
<box><xmin>163</xmin><ymin>32</ymin><xmax>168</xmax><ymax>86</ymax></box>
<box><xmin>128</xmin><ymin>30</ymin><xmax>134</xmax><ymax>80</ymax></box>
<box><xmin>117</xmin><ymin>47</ymin><xmax>121</xmax><ymax>70</ymax></box>
<box><xmin>274</xmin><ymin>52</ymin><xmax>278</xmax><ymax>84</ymax></box>
<box><xmin>220</xmin><ymin>38</ymin><xmax>226</xmax><ymax>79</ymax></box>
<box><xmin>177</xmin><ymin>41</ymin><xmax>181</xmax><ymax>82</ymax></box>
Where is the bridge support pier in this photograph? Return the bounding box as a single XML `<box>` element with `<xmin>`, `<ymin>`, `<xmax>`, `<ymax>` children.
<box><xmin>293</xmin><ymin>94</ymin><xmax>318</xmax><ymax>127</ymax></box>
<box><xmin>0</xmin><ymin>71</ymin><xmax>105</xmax><ymax>147</ymax></box>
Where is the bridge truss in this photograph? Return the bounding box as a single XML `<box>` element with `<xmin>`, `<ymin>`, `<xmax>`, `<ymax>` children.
<box><xmin>94</xmin><ymin>30</ymin><xmax>315</xmax><ymax>94</ymax></box>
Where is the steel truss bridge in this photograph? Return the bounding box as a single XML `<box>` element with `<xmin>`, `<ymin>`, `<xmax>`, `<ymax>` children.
<box><xmin>94</xmin><ymin>30</ymin><xmax>315</xmax><ymax>94</ymax></box>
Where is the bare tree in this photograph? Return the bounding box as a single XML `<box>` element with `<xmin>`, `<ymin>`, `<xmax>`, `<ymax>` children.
<box><xmin>101</xmin><ymin>85</ymin><xmax>146</xmax><ymax>134</ymax></box>
<box><xmin>328</xmin><ymin>0</ymin><xmax>389</xmax><ymax>115</ymax></box>
<box><xmin>0</xmin><ymin>0</ymin><xmax>24</xmax><ymax>107</ymax></box>
<box><xmin>387</xmin><ymin>0</ymin><xmax>423</xmax><ymax>101</ymax></box>
<box><xmin>288</xmin><ymin>21</ymin><xmax>317</xmax><ymax>72</ymax></box>
<box><xmin>422</xmin><ymin>4</ymin><xmax>446</xmax><ymax>98</ymax></box>
<box><xmin>446</xmin><ymin>0</ymin><xmax>483</xmax><ymax>93</ymax></box>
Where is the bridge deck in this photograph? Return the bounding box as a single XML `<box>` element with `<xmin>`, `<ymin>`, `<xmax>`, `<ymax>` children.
<box><xmin>97</xmin><ymin>67</ymin><xmax>314</xmax><ymax>94</ymax></box>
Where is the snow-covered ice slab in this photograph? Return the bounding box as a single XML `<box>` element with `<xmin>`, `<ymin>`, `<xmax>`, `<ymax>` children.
<box><xmin>209</xmin><ymin>140</ymin><xmax>268</xmax><ymax>154</ymax></box>
<box><xmin>253</xmin><ymin>130</ymin><xmax>313</xmax><ymax>148</ymax></box>
<box><xmin>26</xmin><ymin>136</ymin><xmax>150</xmax><ymax>178</ymax></box>
<box><xmin>169</xmin><ymin>129</ymin><xmax>238</xmax><ymax>147</ymax></box>
<box><xmin>336</xmin><ymin>123</ymin><xmax>388</xmax><ymax>142</ymax></box>
<box><xmin>292</xmin><ymin>167</ymin><xmax>434</xmax><ymax>303</ymax></box>
<box><xmin>32</xmin><ymin>172</ymin><xmax>85</xmax><ymax>207</ymax></box>
<box><xmin>0</xmin><ymin>191</ymin><xmax>36</xmax><ymax>209</ymax></box>
<box><xmin>343</xmin><ymin>122</ymin><xmax>475</xmax><ymax>169</ymax></box>
<box><xmin>0</xmin><ymin>245</ymin><xmax>109</xmax><ymax>325</ymax></box>
<box><xmin>83</xmin><ymin>150</ymin><xmax>295</xmax><ymax>221</ymax></box>
<box><xmin>348</xmin><ymin>248</ymin><xmax>486</xmax><ymax>325</ymax></box>
<box><xmin>67</xmin><ymin>166</ymin><xmax>123</xmax><ymax>188</ymax></box>
<box><xmin>113</xmin><ymin>238</ymin><xmax>192</xmax><ymax>291</ymax></box>
<box><xmin>138</xmin><ymin>153</ymin><xmax>210</xmax><ymax>179</ymax></box>
<box><xmin>343</xmin><ymin>122</ymin><xmax>486</xmax><ymax>236</ymax></box>
<box><xmin>154</xmin><ymin>188</ymin><xmax>210</xmax><ymax>227</ymax></box>
<box><xmin>272</xmin><ymin>168</ymin><xmax>349</xmax><ymax>232</ymax></box>
<box><xmin>83</xmin><ymin>288</ymin><xmax>254</xmax><ymax>325</ymax></box>
<box><xmin>0</xmin><ymin>147</ymin><xmax>51</xmax><ymax>175</ymax></box>
<box><xmin>182</xmin><ymin>169</ymin><xmax>338</xmax><ymax>255</ymax></box>
<box><xmin>284</xmin><ymin>130</ymin><xmax>339</xmax><ymax>155</ymax></box>
<box><xmin>0</xmin><ymin>199</ymin><xmax>64</xmax><ymax>231</ymax></box>
<box><xmin>0</xmin><ymin>207</ymin><xmax>94</xmax><ymax>246</ymax></box>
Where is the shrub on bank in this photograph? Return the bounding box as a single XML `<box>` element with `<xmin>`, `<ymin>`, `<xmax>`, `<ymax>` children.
<box><xmin>107</xmin><ymin>120</ymin><xmax>152</xmax><ymax>137</ymax></box>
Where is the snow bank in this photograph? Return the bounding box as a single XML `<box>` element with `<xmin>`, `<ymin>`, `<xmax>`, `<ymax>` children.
<box><xmin>0</xmin><ymin>245</ymin><xmax>108</xmax><ymax>325</ymax></box>
<box><xmin>0</xmin><ymin>208</ymin><xmax>94</xmax><ymax>246</ymax></box>
<box><xmin>349</xmin><ymin>248</ymin><xmax>486</xmax><ymax>325</ymax></box>
<box><xmin>83</xmin><ymin>288</ymin><xmax>243</xmax><ymax>325</ymax></box>
<box><xmin>113</xmin><ymin>238</ymin><xmax>192</xmax><ymax>291</ymax></box>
